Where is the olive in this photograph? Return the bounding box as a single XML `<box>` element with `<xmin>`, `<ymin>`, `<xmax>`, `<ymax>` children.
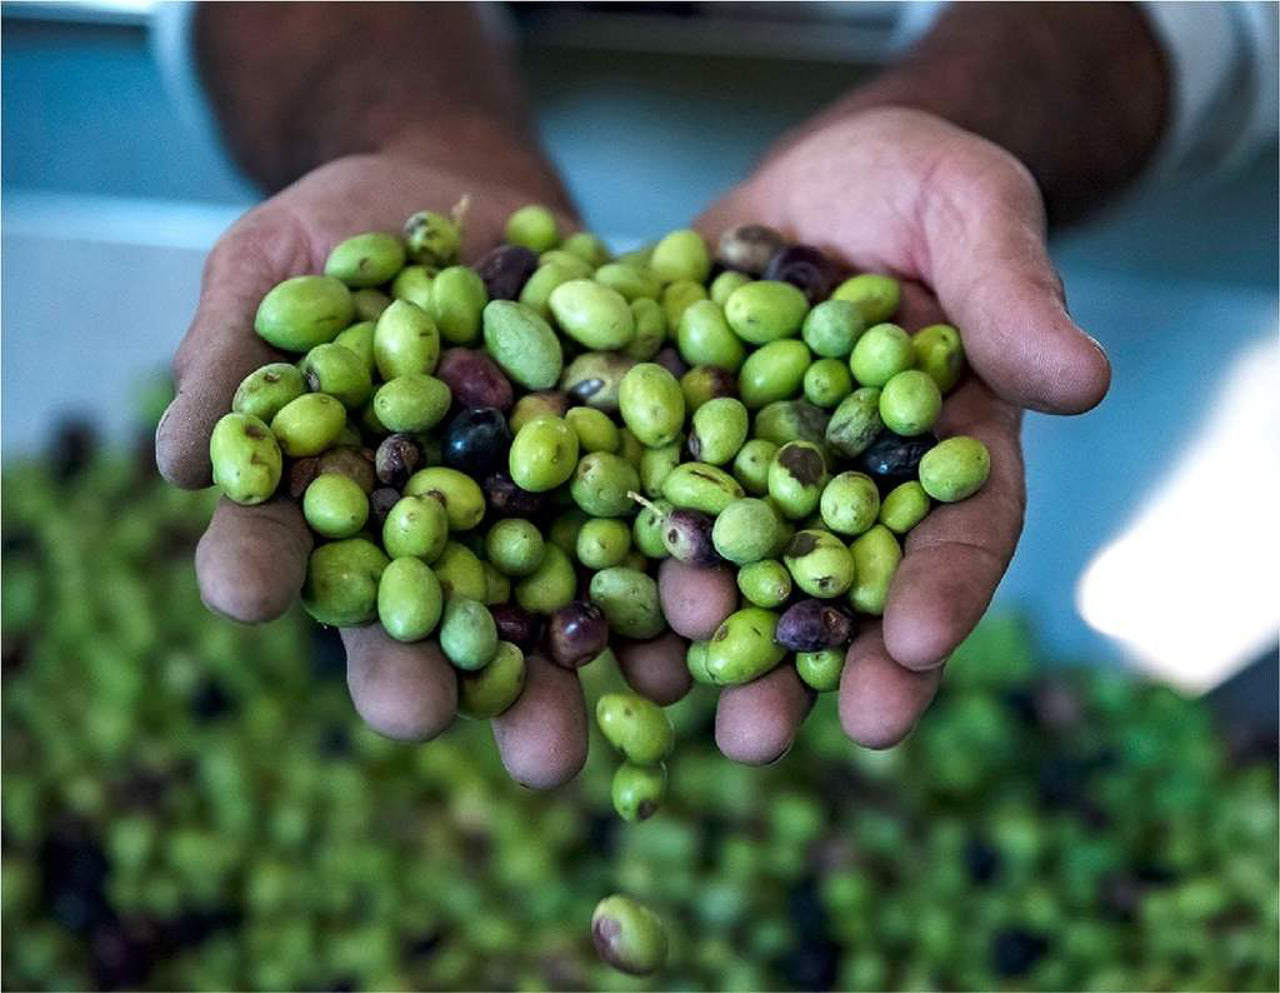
<box><xmin>653</xmin><ymin>346</ymin><xmax>689</xmax><ymax>381</ymax></box>
<box><xmin>368</xmin><ymin>486</ymin><xmax>402</xmax><ymax>527</ymax></box>
<box><xmin>482</xmin><ymin>469</ymin><xmax>549</xmax><ymax>517</ymax></box>
<box><xmin>763</xmin><ymin>244</ymin><xmax>842</xmax><ymax>304</ymax></box>
<box><xmin>546</xmin><ymin>601</ymin><xmax>610</xmax><ymax>668</ymax></box>
<box><xmin>663</xmin><ymin>507</ymin><xmax>720</xmax><ymax>566</ymax></box>
<box><xmin>856</xmin><ymin>429</ymin><xmax>939</xmax><ymax>489</ymax></box>
<box><xmin>475</xmin><ymin>244</ymin><xmax>539</xmax><ymax>300</ymax></box>
<box><xmin>490</xmin><ymin>602</ymin><xmax>543</xmax><ymax>654</ymax></box>
<box><xmin>441</xmin><ymin>407</ymin><xmax>512</xmax><ymax>477</ymax></box>
<box><xmin>775</xmin><ymin>598</ymin><xmax>857</xmax><ymax>652</ymax></box>
<box><xmin>287</xmin><ymin>456</ymin><xmax>320</xmax><ymax>499</ymax></box>
<box><xmin>375</xmin><ymin>433</ymin><xmax>423</xmax><ymax>488</ymax></box>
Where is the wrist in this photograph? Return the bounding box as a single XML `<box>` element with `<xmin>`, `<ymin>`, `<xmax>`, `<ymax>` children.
<box><xmin>764</xmin><ymin>3</ymin><xmax>1169</xmax><ymax>225</ymax></box>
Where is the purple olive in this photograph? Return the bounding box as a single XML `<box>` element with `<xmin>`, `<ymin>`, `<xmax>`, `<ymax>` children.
<box><xmin>547</xmin><ymin>601</ymin><xmax>610</xmax><ymax>669</ymax></box>
<box><xmin>653</xmin><ymin>346</ymin><xmax>689</xmax><ymax>381</ymax></box>
<box><xmin>490</xmin><ymin>602</ymin><xmax>543</xmax><ymax>654</ymax></box>
<box><xmin>476</xmin><ymin>244</ymin><xmax>538</xmax><ymax>300</ymax></box>
<box><xmin>287</xmin><ymin>457</ymin><xmax>320</xmax><ymax>499</ymax></box>
<box><xmin>375</xmin><ymin>434</ymin><xmax>423</xmax><ymax>488</ymax></box>
<box><xmin>436</xmin><ymin>348</ymin><xmax>514</xmax><ymax>412</ymax></box>
<box><xmin>661</xmin><ymin>508</ymin><xmax>720</xmax><ymax>566</ymax></box>
<box><xmin>776</xmin><ymin>599</ymin><xmax>857</xmax><ymax>652</ymax></box>
<box><xmin>763</xmin><ymin>243</ymin><xmax>843</xmax><ymax>304</ymax></box>
<box><xmin>483</xmin><ymin>470</ymin><xmax>549</xmax><ymax>517</ymax></box>
<box><xmin>368</xmin><ymin>486</ymin><xmax>401</xmax><ymax>526</ymax></box>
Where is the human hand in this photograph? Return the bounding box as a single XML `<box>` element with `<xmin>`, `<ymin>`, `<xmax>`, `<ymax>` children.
<box><xmin>694</xmin><ymin>107</ymin><xmax>1111</xmax><ymax>761</ymax></box>
<box><xmin>155</xmin><ymin>152</ymin><xmax>613</xmax><ymax>789</ymax></box>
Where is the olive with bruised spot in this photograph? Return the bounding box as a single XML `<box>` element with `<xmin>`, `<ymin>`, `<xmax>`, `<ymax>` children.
<box><xmin>776</xmin><ymin>598</ymin><xmax>857</xmax><ymax>651</ymax></box>
<box><xmin>767</xmin><ymin>441</ymin><xmax>829</xmax><ymax>520</ymax></box>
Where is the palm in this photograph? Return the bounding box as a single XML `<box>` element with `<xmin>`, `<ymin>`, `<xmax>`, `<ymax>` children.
<box><xmin>157</xmin><ymin>154</ymin><xmax>590</xmax><ymax>789</ymax></box>
<box><xmin>698</xmin><ymin>108</ymin><xmax>1110</xmax><ymax>755</ymax></box>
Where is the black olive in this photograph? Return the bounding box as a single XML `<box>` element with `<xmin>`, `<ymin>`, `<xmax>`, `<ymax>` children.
<box><xmin>763</xmin><ymin>244</ymin><xmax>842</xmax><ymax>304</ymax></box>
<box><xmin>490</xmin><ymin>603</ymin><xmax>543</xmax><ymax>654</ymax></box>
<box><xmin>441</xmin><ymin>407</ymin><xmax>511</xmax><ymax>477</ymax></box>
<box><xmin>482</xmin><ymin>470</ymin><xmax>548</xmax><ymax>517</ymax></box>
<box><xmin>775</xmin><ymin>599</ymin><xmax>856</xmax><ymax>652</ymax></box>
<box><xmin>856</xmin><ymin>430</ymin><xmax>938</xmax><ymax>489</ymax></box>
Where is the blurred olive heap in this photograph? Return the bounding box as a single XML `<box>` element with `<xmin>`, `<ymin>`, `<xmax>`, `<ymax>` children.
<box><xmin>3</xmin><ymin>412</ymin><xmax>1277</xmax><ymax>990</ymax></box>
<box><xmin>212</xmin><ymin>204</ymin><xmax>993</xmax><ymax>838</ymax></box>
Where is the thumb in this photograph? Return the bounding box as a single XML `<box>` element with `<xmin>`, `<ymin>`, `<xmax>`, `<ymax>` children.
<box><xmin>925</xmin><ymin>169</ymin><xmax>1111</xmax><ymax>415</ymax></box>
<box><xmin>156</xmin><ymin>214</ymin><xmax>306</xmax><ymax>488</ymax></box>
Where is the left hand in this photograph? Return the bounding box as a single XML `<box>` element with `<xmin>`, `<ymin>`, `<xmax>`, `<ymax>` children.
<box><xmin>693</xmin><ymin>107</ymin><xmax>1111</xmax><ymax>761</ymax></box>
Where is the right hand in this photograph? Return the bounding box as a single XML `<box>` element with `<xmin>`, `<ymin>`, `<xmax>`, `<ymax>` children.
<box><xmin>156</xmin><ymin>152</ymin><xmax>620</xmax><ymax>789</ymax></box>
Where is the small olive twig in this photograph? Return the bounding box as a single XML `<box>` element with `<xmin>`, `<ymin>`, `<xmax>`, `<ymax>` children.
<box><xmin>450</xmin><ymin>193</ymin><xmax>472</xmax><ymax>238</ymax></box>
<box><xmin>628</xmin><ymin>491</ymin><xmax>662</xmax><ymax>516</ymax></box>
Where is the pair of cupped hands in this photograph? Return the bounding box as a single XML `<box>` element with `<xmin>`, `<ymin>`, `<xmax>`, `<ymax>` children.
<box><xmin>156</xmin><ymin>108</ymin><xmax>1110</xmax><ymax>788</ymax></box>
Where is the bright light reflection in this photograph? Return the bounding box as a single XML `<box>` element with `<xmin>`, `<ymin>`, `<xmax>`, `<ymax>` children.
<box><xmin>1077</xmin><ymin>336</ymin><xmax>1280</xmax><ymax>694</ymax></box>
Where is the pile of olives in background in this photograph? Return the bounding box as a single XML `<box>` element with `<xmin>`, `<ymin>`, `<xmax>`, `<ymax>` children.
<box><xmin>4</xmin><ymin>423</ymin><xmax>1276</xmax><ymax>990</ymax></box>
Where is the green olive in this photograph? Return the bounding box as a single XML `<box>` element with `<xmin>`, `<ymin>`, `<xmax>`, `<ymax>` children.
<box><xmin>704</xmin><ymin>607</ymin><xmax>785</xmax><ymax>685</ymax></box>
<box><xmin>825</xmin><ymin>388</ymin><xmax>884</xmax><ymax>459</ymax></box>
<box><xmin>485</xmin><ymin>518</ymin><xmax>546</xmax><ymax>577</ymax></box>
<box><xmin>623</xmin><ymin>297</ymin><xmax>667</xmax><ymax>361</ymax></box>
<box><xmin>618</xmin><ymin>363</ymin><xmax>686</xmax><ymax>448</ymax></box>
<box><xmin>661</xmin><ymin>462</ymin><xmax>744</xmax><ymax>515</ymax></box>
<box><xmin>640</xmin><ymin>440</ymin><xmax>683</xmax><ymax>498</ymax></box>
<box><xmin>303</xmin><ymin>473</ymin><xmax>369</xmax><ymax>538</ymax></box>
<box><xmin>514</xmin><ymin>544</ymin><xmax>577</xmax><ymax>614</ymax></box>
<box><xmin>712</xmin><ymin>498</ymin><xmax>782</xmax><ymax>565</ymax></box>
<box><xmin>649</xmin><ymin>228</ymin><xmax>711</xmax><ymax>284</ymax></box>
<box><xmin>232</xmin><ymin>363</ymin><xmax>305</xmax><ymax>423</ymax></box>
<box><xmin>802</xmin><ymin>298</ymin><xmax>866</xmax><ymax>357</ymax></box>
<box><xmin>689</xmin><ymin>397</ymin><xmax>749</xmax><ymax>466</ymax></box>
<box><xmin>820</xmin><ymin>471</ymin><xmax>880</xmax><ymax>537</ymax></box>
<box><xmin>403</xmin><ymin>209</ymin><xmax>461</xmax><ymax>267</ymax></box>
<box><xmin>803</xmin><ymin>358</ymin><xmax>854</xmax><ymax>409</ymax></box>
<box><xmin>548</xmin><ymin>279</ymin><xmax>636</xmax><ymax>350</ymax></box>
<box><xmin>505</xmin><ymin>204</ymin><xmax>560</xmax><ymax>253</ymax></box>
<box><xmin>390</xmin><ymin>265</ymin><xmax>435</xmax><ymax>310</ymax></box>
<box><xmin>508</xmin><ymin>416</ymin><xmax>580</xmax><ymax>493</ymax></box>
<box><xmin>736</xmin><ymin>559</ymin><xmax>792</xmax><ymax>608</ymax></box>
<box><xmin>333</xmin><ymin>320</ymin><xmax>376</xmax><ymax>374</ymax></box>
<box><xmin>403</xmin><ymin>467</ymin><xmax>486</xmax><ymax>531</ymax></box>
<box><xmin>324</xmin><ymin>231</ymin><xmax>406</xmax><ymax>288</ymax></box>
<box><xmin>832</xmin><ymin>273</ymin><xmax>900</xmax><ymax>325</ymax></box>
<box><xmin>612</xmin><ymin>762</ymin><xmax>667</xmax><ymax>822</ymax></box>
<box><xmin>590</xmin><ymin>567</ymin><xmax>665</xmax><ymax>639</ymax></box>
<box><xmin>710</xmin><ymin>270</ymin><xmax>750</xmax><ymax>307</ymax></box>
<box><xmin>913</xmin><ymin>323</ymin><xmax>966</xmax><ymax>393</ymax></box>
<box><xmin>848</xmin><ymin>524</ymin><xmax>901</xmax><ymax>615</ymax></box>
<box><xmin>738</xmin><ymin>339</ymin><xmax>812</xmax><ymax>409</ymax></box>
<box><xmin>571</xmin><ymin>452</ymin><xmax>642</xmax><ymax>517</ymax></box>
<box><xmin>438</xmin><ymin>596</ymin><xmax>499</xmax><ymax>671</ymax></box>
<box><xmin>351</xmin><ymin>289</ymin><xmax>391</xmax><ymax>323</ymax></box>
<box><xmin>796</xmin><ymin>648</ymin><xmax>845</xmax><ymax>692</ymax></box>
<box><xmin>432</xmin><ymin>541</ymin><xmax>490</xmax><ymax>602</ymax></box>
<box><xmin>596</xmin><ymin>692</ymin><xmax>674</xmax><ymax>763</ymax></box>
<box><xmin>577</xmin><ymin>517</ymin><xmax>633</xmax><ymax>569</ymax></box>
<box><xmin>518</xmin><ymin>260</ymin><xmax>578</xmax><ymax>320</ymax></box>
<box><xmin>377</xmin><ymin>557</ymin><xmax>444</xmax><ymax>642</ymax></box>
<box><xmin>677</xmin><ymin>299</ymin><xmax>746</xmax><ymax>372</ymax></box>
<box><xmin>209</xmin><ymin>412</ymin><xmax>282</xmax><ymax>505</ymax></box>
<box><xmin>565</xmin><ymin>407</ymin><xmax>620</xmax><ymax>454</ymax></box>
<box><xmin>632</xmin><ymin>498</ymin><xmax>672</xmax><ymax>560</ymax></box>
<box><xmin>919</xmin><ymin>436</ymin><xmax>991</xmax><ymax>502</ymax></box>
<box><xmin>561</xmin><ymin>231</ymin><xmax>612</xmax><ymax>266</ymax></box>
<box><xmin>270</xmin><ymin>393</ymin><xmax>347</xmax><ymax>457</ymax></box>
<box><xmin>374</xmin><ymin>299</ymin><xmax>441</xmax><ymax>380</ymax></box>
<box><xmin>784</xmin><ymin>529</ymin><xmax>856</xmax><ymax>599</ymax></box>
<box><xmin>482</xmin><ymin>300</ymin><xmax>564</xmax><ymax>391</ymax></box>
<box><xmin>880</xmin><ymin>480</ymin><xmax>931</xmax><ymax>534</ymax></box>
<box><xmin>850</xmin><ymin>323</ymin><xmax>914</xmax><ymax>388</ymax></box>
<box><xmin>662</xmin><ymin>279</ymin><xmax>709</xmax><ymax>331</ymax></box>
<box><xmin>458</xmin><ymin>641</ymin><xmax>526</xmax><ymax>718</ymax></box>
<box><xmin>431</xmin><ymin>265</ymin><xmax>489</xmax><ymax>345</ymax></box>
<box><xmin>301</xmin><ymin>538</ymin><xmax>388</xmax><ymax>627</ymax></box>
<box><xmin>767</xmin><ymin>441</ymin><xmax>829</xmax><ymax>520</ymax></box>
<box><xmin>372</xmin><ymin>374</ymin><xmax>451</xmax><ymax>433</ymax></box>
<box><xmin>879</xmin><ymin>369</ymin><xmax>942</xmax><ymax>437</ymax></box>
<box><xmin>724</xmin><ymin>280</ymin><xmax>809</xmax><ymax>345</ymax></box>
<box><xmin>299</xmin><ymin>342</ymin><xmax>372</xmax><ymax>410</ymax></box>
<box><xmin>594</xmin><ymin>262</ymin><xmax>662</xmax><ymax>302</ymax></box>
<box><xmin>254</xmin><ymin>275</ymin><xmax>354</xmax><ymax>352</ymax></box>
<box><xmin>382</xmin><ymin>494</ymin><xmax>449</xmax><ymax>562</ymax></box>
<box><xmin>732</xmin><ymin>438</ymin><xmax>778</xmax><ymax>496</ymax></box>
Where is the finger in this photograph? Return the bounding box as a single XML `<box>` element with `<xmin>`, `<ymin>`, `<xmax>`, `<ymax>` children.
<box><xmin>342</xmin><ymin>625</ymin><xmax>457</xmax><ymax>742</ymax></box>
<box><xmin>881</xmin><ymin>379</ymin><xmax>1026</xmax><ymax>669</ymax></box>
<box><xmin>715</xmin><ymin>665</ymin><xmax>815</xmax><ymax>765</ymax></box>
<box><xmin>194</xmin><ymin>496</ymin><xmax>312</xmax><ymax>623</ymax></box>
<box><xmin>156</xmin><ymin>212</ymin><xmax>306</xmax><ymax>488</ymax></box>
<box><xmin>657</xmin><ymin>559</ymin><xmax>738</xmax><ymax>641</ymax></box>
<box><xmin>616</xmin><ymin>631</ymin><xmax>693</xmax><ymax>706</ymax></box>
<box><xmin>839</xmin><ymin>623</ymin><xmax>943</xmax><ymax>749</ymax></box>
<box><xmin>491</xmin><ymin>656</ymin><xmax>588</xmax><ymax>789</ymax></box>
<box><xmin>924</xmin><ymin>167</ymin><xmax>1110</xmax><ymax>414</ymax></box>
